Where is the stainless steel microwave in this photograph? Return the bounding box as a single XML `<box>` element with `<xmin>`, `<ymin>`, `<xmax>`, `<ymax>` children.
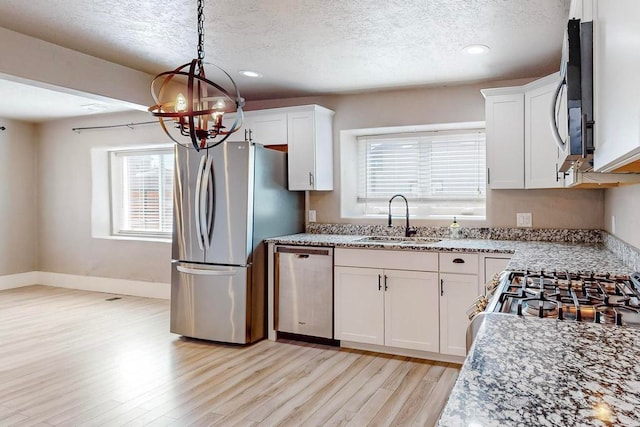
<box><xmin>552</xmin><ymin>18</ymin><xmax>595</xmax><ymax>172</ymax></box>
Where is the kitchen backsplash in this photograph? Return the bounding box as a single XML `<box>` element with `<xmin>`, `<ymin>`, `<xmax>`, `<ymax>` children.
<box><xmin>305</xmin><ymin>223</ymin><xmax>603</xmax><ymax>243</ymax></box>
<box><xmin>603</xmin><ymin>232</ymin><xmax>640</xmax><ymax>272</ymax></box>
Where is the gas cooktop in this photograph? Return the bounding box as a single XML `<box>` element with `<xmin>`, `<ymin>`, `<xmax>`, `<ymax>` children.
<box><xmin>488</xmin><ymin>270</ymin><xmax>640</xmax><ymax>327</ymax></box>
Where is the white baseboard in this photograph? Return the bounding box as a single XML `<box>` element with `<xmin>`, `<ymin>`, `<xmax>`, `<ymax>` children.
<box><xmin>0</xmin><ymin>271</ymin><xmax>170</xmax><ymax>299</ymax></box>
<box><xmin>0</xmin><ymin>271</ymin><xmax>40</xmax><ymax>291</ymax></box>
<box><xmin>340</xmin><ymin>341</ymin><xmax>466</xmax><ymax>364</ymax></box>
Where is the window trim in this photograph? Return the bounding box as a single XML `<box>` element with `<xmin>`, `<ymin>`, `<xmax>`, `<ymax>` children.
<box><xmin>340</xmin><ymin>121</ymin><xmax>486</xmax><ymax>220</ymax></box>
<box><xmin>108</xmin><ymin>146</ymin><xmax>174</xmax><ymax>240</ymax></box>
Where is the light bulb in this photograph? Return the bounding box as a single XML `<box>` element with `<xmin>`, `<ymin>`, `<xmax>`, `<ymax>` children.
<box><xmin>212</xmin><ymin>111</ymin><xmax>224</xmax><ymax>129</ymax></box>
<box><xmin>214</xmin><ymin>98</ymin><xmax>225</xmax><ymax>110</ymax></box>
<box><xmin>175</xmin><ymin>93</ymin><xmax>187</xmax><ymax>112</ymax></box>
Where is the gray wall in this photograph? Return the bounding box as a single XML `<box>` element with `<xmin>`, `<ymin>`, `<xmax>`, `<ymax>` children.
<box><xmin>0</xmin><ymin>119</ymin><xmax>38</xmax><ymax>275</ymax></box>
<box><xmin>36</xmin><ymin>111</ymin><xmax>171</xmax><ymax>282</ymax></box>
<box><xmin>604</xmin><ymin>184</ymin><xmax>640</xmax><ymax>249</ymax></box>
<box><xmin>1</xmin><ymin>77</ymin><xmax>610</xmax><ymax>286</ymax></box>
<box><xmin>248</xmin><ymin>80</ymin><xmax>605</xmax><ymax>229</ymax></box>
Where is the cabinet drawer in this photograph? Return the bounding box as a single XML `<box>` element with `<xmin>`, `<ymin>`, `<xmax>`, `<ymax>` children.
<box><xmin>335</xmin><ymin>248</ymin><xmax>438</xmax><ymax>272</ymax></box>
<box><xmin>439</xmin><ymin>253</ymin><xmax>479</xmax><ymax>274</ymax></box>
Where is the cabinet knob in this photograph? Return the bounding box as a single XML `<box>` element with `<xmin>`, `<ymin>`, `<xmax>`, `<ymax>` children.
<box><xmin>440</xmin><ymin>279</ymin><xmax>444</xmax><ymax>296</ymax></box>
<box><xmin>309</xmin><ymin>172</ymin><xmax>314</xmax><ymax>187</ymax></box>
<box><xmin>378</xmin><ymin>274</ymin><xmax>382</xmax><ymax>291</ymax></box>
<box><xmin>452</xmin><ymin>258</ymin><xmax>465</xmax><ymax>264</ymax></box>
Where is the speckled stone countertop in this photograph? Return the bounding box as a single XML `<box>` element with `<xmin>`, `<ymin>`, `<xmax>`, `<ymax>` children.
<box><xmin>438</xmin><ymin>314</ymin><xmax>640</xmax><ymax>427</ymax></box>
<box><xmin>266</xmin><ymin>233</ymin><xmax>632</xmax><ymax>274</ymax></box>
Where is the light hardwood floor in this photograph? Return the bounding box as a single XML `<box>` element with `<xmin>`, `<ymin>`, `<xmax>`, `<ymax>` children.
<box><xmin>0</xmin><ymin>285</ymin><xmax>460</xmax><ymax>426</ymax></box>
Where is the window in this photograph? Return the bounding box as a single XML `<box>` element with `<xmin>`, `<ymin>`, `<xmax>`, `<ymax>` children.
<box><xmin>354</xmin><ymin>129</ymin><xmax>486</xmax><ymax>219</ymax></box>
<box><xmin>110</xmin><ymin>148</ymin><xmax>174</xmax><ymax>238</ymax></box>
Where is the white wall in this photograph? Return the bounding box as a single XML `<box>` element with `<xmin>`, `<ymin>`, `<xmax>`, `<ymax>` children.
<box><xmin>0</xmin><ymin>119</ymin><xmax>38</xmax><ymax>275</ymax></box>
<box><xmin>0</xmin><ymin>27</ymin><xmax>153</xmax><ymax>110</ymax></box>
<box><xmin>247</xmin><ymin>81</ymin><xmax>605</xmax><ymax>229</ymax></box>
<box><xmin>604</xmin><ymin>184</ymin><xmax>640</xmax><ymax>248</ymax></box>
<box><xmin>1</xmin><ymin>77</ymin><xmax>610</xmax><ymax>294</ymax></box>
<box><xmin>37</xmin><ymin>111</ymin><xmax>171</xmax><ymax>283</ymax></box>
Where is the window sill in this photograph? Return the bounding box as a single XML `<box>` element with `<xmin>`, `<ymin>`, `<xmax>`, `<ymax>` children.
<box><xmin>93</xmin><ymin>235</ymin><xmax>172</xmax><ymax>244</ymax></box>
<box><xmin>342</xmin><ymin>214</ymin><xmax>486</xmax><ymax>221</ymax></box>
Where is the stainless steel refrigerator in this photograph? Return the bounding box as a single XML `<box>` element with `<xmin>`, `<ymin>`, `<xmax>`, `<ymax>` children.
<box><xmin>170</xmin><ymin>141</ymin><xmax>303</xmax><ymax>344</ymax></box>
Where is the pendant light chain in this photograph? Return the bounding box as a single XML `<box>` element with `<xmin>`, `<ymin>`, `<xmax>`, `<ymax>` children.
<box><xmin>149</xmin><ymin>0</ymin><xmax>244</xmax><ymax>151</ymax></box>
<box><xmin>197</xmin><ymin>0</ymin><xmax>205</xmax><ymax>62</ymax></box>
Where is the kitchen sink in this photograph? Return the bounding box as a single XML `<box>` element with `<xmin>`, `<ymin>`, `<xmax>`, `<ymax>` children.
<box><xmin>355</xmin><ymin>236</ymin><xmax>442</xmax><ymax>245</ymax></box>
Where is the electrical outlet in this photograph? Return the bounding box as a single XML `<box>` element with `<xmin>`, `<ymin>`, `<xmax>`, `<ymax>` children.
<box><xmin>516</xmin><ymin>212</ymin><xmax>532</xmax><ymax>228</ymax></box>
<box><xmin>308</xmin><ymin>210</ymin><xmax>317</xmax><ymax>223</ymax></box>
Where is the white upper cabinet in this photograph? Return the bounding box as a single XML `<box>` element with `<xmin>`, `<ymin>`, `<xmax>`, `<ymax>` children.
<box><xmin>524</xmin><ymin>75</ymin><xmax>566</xmax><ymax>188</ymax></box>
<box><xmin>589</xmin><ymin>0</ymin><xmax>640</xmax><ymax>172</ymax></box>
<box><xmin>287</xmin><ymin>105</ymin><xmax>334</xmax><ymax>191</ymax></box>
<box><xmin>246</xmin><ymin>112</ymin><xmax>288</xmax><ymax>145</ymax></box>
<box><xmin>483</xmin><ymin>89</ymin><xmax>525</xmax><ymax>189</ymax></box>
<box><xmin>222</xmin><ymin>105</ymin><xmax>335</xmax><ymax>190</ymax></box>
<box><xmin>220</xmin><ymin>111</ymin><xmax>287</xmax><ymax>145</ymax></box>
<box><xmin>483</xmin><ymin>73</ymin><xmax>567</xmax><ymax>189</ymax></box>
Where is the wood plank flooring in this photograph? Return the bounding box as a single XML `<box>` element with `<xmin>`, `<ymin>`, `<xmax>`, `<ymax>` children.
<box><xmin>0</xmin><ymin>285</ymin><xmax>460</xmax><ymax>426</ymax></box>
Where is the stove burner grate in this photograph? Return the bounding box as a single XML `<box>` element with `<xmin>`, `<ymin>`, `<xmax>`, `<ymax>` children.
<box><xmin>494</xmin><ymin>270</ymin><xmax>640</xmax><ymax>326</ymax></box>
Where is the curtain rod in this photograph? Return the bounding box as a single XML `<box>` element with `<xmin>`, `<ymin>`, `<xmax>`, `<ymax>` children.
<box><xmin>72</xmin><ymin>120</ymin><xmax>158</xmax><ymax>133</ymax></box>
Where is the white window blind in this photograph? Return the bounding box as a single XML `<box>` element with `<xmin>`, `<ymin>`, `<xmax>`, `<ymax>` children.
<box><xmin>357</xmin><ymin>130</ymin><xmax>486</xmax><ymax>218</ymax></box>
<box><xmin>110</xmin><ymin>148</ymin><xmax>174</xmax><ymax>237</ymax></box>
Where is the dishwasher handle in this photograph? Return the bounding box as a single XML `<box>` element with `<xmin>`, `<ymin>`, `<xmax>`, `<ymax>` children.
<box><xmin>275</xmin><ymin>246</ymin><xmax>331</xmax><ymax>256</ymax></box>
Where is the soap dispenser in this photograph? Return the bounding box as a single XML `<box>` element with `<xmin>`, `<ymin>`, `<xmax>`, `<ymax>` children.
<box><xmin>449</xmin><ymin>217</ymin><xmax>460</xmax><ymax>239</ymax></box>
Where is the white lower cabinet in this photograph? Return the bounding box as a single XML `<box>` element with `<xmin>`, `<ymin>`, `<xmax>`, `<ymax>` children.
<box><xmin>439</xmin><ymin>273</ymin><xmax>479</xmax><ymax>357</ymax></box>
<box><xmin>334</xmin><ymin>248</ymin><xmax>487</xmax><ymax>359</ymax></box>
<box><xmin>334</xmin><ymin>266</ymin><xmax>439</xmax><ymax>352</ymax></box>
<box><xmin>334</xmin><ymin>266</ymin><xmax>384</xmax><ymax>345</ymax></box>
<box><xmin>384</xmin><ymin>269</ymin><xmax>439</xmax><ymax>352</ymax></box>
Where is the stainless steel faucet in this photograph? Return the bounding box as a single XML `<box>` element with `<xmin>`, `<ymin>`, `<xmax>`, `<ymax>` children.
<box><xmin>388</xmin><ymin>194</ymin><xmax>416</xmax><ymax>237</ymax></box>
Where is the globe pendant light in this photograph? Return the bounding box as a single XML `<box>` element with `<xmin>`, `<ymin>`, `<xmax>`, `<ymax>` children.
<box><xmin>148</xmin><ymin>0</ymin><xmax>245</xmax><ymax>151</ymax></box>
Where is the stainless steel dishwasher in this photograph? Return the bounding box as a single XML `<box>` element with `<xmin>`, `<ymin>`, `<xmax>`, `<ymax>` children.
<box><xmin>275</xmin><ymin>245</ymin><xmax>334</xmax><ymax>339</ymax></box>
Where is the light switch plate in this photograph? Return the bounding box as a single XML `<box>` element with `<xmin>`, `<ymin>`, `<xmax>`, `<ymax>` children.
<box><xmin>516</xmin><ymin>212</ymin><xmax>532</xmax><ymax>227</ymax></box>
<box><xmin>308</xmin><ymin>210</ymin><xmax>317</xmax><ymax>223</ymax></box>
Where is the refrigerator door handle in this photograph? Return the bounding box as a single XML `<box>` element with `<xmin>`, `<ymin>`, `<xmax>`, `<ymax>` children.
<box><xmin>194</xmin><ymin>154</ymin><xmax>207</xmax><ymax>251</ymax></box>
<box><xmin>200</xmin><ymin>156</ymin><xmax>214</xmax><ymax>249</ymax></box>
<box><xmin>176</xmin><ymin>265</ymin><xmax>237</xmax><ymax>276</ymax></box>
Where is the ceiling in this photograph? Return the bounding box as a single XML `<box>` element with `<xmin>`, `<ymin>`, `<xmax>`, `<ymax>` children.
<box><xmin>0</xmin><ymin>0</ymin><xmax>570</xmax><ymax>122</ymax></box>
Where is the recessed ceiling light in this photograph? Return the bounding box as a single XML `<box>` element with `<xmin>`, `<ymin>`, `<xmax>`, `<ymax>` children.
<box><xmin>463</xmin><ymin>44</ymin><xmax>490</xmax><ymax>55</ymax></box>
<box><xmin>81</xmin><ymin>103</ymin><xmax>109</xmax><ymax>112</ymax></box>
<box><xmin>239</xmin><ymin>70</ymin><xmax>262</xmax><ymax>78</ymax></box>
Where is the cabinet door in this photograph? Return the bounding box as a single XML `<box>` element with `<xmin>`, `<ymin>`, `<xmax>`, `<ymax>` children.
<box><xmin>525</xmin><ymin>80</ymin><xmax>564</xmax><ymax>188</ymax></box>
<box><xmin>593</xmin><ymin>0</ymin><xmax>640</xmax><ymax>172</ymax></box>
<box><xmin>439</xmin><ymin>273</ymin><xmax>479</xmax><ymax>356</ymax></box>
<box><xmin>220</xmin><ymin>112</ymin><xmax>248</xmax><ymax>142</ymax></box>
<box><xmin>334</xmin><ymin>266</ymin><xmax>384</xmax><ymax>345</ymax></box>
<box><xmin>249</xmin><ymin>112</ymin><xmax>288</xmax><ymax>145</ymax></box>
<box><xmin>483</xmin><ymin>257</ymin><xmax>510</xmax><ymax>283</ymax></box>
<box><xmin>483</xmin><ymin>256</ymin><xmax>511</xmax><ymax>294</ymax></box>
<box><xmin>384</xmin><ymin>270</ymin><xmax>439</xmax><ymax>352</ymax></box>
<box><xmin>485</xmin><ymin>93</ymin><xmax>525</xmax><ymax>189</ymax></box>
<box><xmin>287</xmin><ymin>110</ymin><xmax>316</xmax><ymax>190</ymax></box>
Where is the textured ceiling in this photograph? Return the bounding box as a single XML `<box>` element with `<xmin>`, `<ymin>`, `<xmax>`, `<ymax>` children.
<box><xmin>0</xmin><ymin>79</ymin><xmax>133</xmax><ymax>122</ymax></box>
<box><xmin>0</xmin><ymin>0</ymin><xmax>570</xmax><ymax>120</ymax></box>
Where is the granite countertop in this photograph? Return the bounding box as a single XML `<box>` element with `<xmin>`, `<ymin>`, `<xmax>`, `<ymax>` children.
<box><xmin>269</xmin><ymin>232</ymin><xmax>637</xmax><ymax>425</ymax></box>
<box><xmin>267</xmin><ymin>233</ymin><xmax>632</xmax><ymax>274</ymax></box>
<box><xmin>438</xmin><ymin>314</ymin><xmax>640</xmax><ymax>427</ymax></box>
